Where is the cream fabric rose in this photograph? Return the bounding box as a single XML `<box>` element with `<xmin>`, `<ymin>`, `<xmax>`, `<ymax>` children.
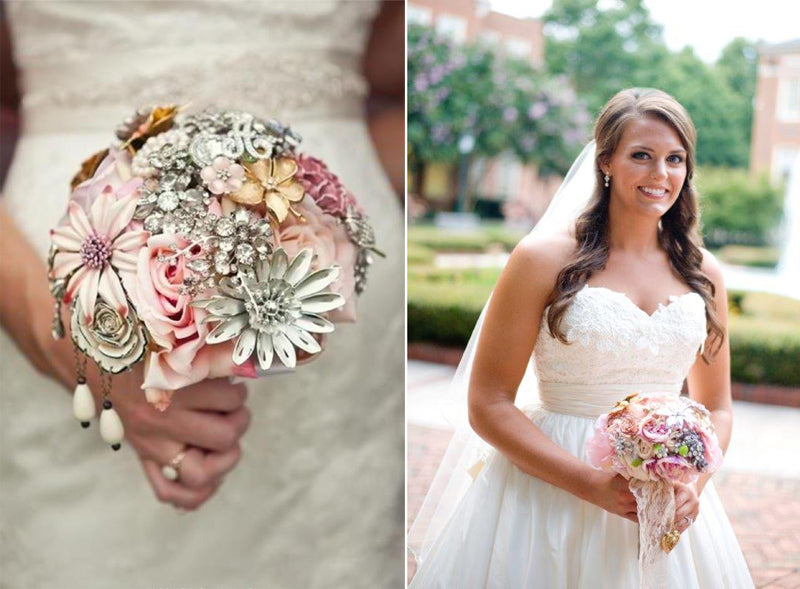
<box><xmin>71</xmin><ymin>297</ymin><xmax>146</xmax><ymax>373</ymax></box>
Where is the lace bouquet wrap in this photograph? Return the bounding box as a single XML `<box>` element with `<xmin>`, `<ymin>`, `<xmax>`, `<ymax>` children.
<box><xmin>48</xmin><ymin>106</ymin><xmax>382</xmax><ymax>450</ymax></box>
<box><xmin>585</xmin><ymin>393</ymin><xmax>723</xmax><ymax>589</ymax></box>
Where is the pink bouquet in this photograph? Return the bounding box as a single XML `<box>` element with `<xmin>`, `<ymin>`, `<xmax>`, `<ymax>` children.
<box><xmin>585</xmin><ymin>393</ymin><xmax>722</xmax><ymax>587</ymax></box>
<box><xmin>48</xmin><ymin>106</ymin><xmax>382</xmax><ymax>450</ymax></box>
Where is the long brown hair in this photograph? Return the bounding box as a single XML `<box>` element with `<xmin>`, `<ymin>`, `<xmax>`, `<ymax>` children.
<box><xmin>545</xmin><ymin>88</ymin><xmax>724</xmax><ymax>363</ymax></box>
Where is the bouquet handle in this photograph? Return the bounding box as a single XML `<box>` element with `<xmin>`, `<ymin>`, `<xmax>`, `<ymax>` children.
<box><xmin>629</xmin><ymin>479</ymin><xmax>675</xmax><ymax>589</ymax></box>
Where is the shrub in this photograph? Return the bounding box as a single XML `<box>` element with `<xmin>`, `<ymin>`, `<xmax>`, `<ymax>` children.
<box><xmin>408</xmin><ymin>270</ymin><xmax>800</xmax><ymax>387</ymax></box>
<box><xmin>696</xmin><ymin>166</ymin><xmax>784</xmax><ymax>247</ymax></box>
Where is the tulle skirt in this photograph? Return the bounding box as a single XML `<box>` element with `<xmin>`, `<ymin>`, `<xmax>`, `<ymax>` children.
<box><xmin>410</xmin><ymin>408</ymin><xmax>754</xmax><ymax>589</ymax></box>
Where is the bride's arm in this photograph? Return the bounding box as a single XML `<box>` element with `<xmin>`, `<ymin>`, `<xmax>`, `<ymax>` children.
<box><xmin>686</xmin><ymin>248</ymin><xmax>733</xmax><ymax>495</ymax></box>
<box><xmin>363</xmin><ymin>0</ymin><xmax>404</xmax><ymax>197</ymax></box>
<box><xmin>468</xmin><ymin>232</ymin><xmax>638</xmax><ymax>521</ymax></box>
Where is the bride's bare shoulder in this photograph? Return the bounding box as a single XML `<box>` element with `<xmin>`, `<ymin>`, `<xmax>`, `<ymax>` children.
<box><xmin>509</xmin><ymin>229</ymin><xmax>578</xmax><ymax>281</ymax></box>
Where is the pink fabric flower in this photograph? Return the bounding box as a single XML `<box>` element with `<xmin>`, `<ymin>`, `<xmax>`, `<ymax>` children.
<box><xmin>277</xmin><ymin>196</ymin><xmax>358</xmax><ymax>322</ymax></box>
<box><xmin>701</xmin><ymin>431</ymin><xmax>724</xmax><ymax>471</ymax></box>
<box><xmin>654</xmin><ymin>455</ymin><xmax>696</xmax><ymax>483</ymax></box>
<box><xmin>585</xmin><ymin>414</ymin><xmax>615</xmax><ymax>469</ymax></box>
<box><xmin>69</xmin><ymin>148</ymin><xmax>134</xmax><ymax>215</ymax></box>
<box><xmin>295</xmin><ymin>153</ymin><xmax>359</xmax><ymax>218</ymax></box>
<box><xmin>122</xmin><ymin>233</ymin><xmax>211</xmax><ymax>392</ymax></box>
<box><xmin>50</xmin><ymin>181</ymin><xmax>147</xmax><ymax>325</ymax></box>
<box><xmin>200</xmin><ymin>156</ymin><xmax>245</xmax><ymax>195</ymax></box>
<box><xmin>639</xmin><ymin>414</ymin><xmax>671</xmax><ymax>443</ymax></box>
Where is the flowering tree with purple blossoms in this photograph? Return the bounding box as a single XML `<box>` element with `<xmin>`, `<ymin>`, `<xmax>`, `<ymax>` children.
<box><xmin>407</xmin><ymin>24</ymin><xmax>591</xmax><ymax>203</ymax></box>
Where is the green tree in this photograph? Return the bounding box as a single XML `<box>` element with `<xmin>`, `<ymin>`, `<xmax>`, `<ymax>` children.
<box><xmin>543</xmin><ymin>0</ymin><xmax>665</xmax><ymax>116</ymax></box>
<box><xmin>640</xmin><ymin>47</ymin><xmax>750</xmax><ymax>167</ymax></box>
<box><xmin>716</xmin><ymin>38</ymin><xmax>758</xmax><ymax>167</ymax></box>
<box><xmin>543</xmin><ymin>0</ymin><xmax>757</xmax><ymax>168</ymax></box>
<box><xmin>407</xmin><ymin>23</ymin><xmax>591</xmax><ymax>200</ymax></box>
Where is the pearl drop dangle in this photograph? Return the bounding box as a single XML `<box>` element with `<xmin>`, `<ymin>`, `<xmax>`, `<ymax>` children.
<box><xmin>72</xmin><ymin>376</ymin><xmax>95</xmax><ymax>428</ymax></box>
<box><xmin>98</xmin><ymin>372</ymin><xmax>124</xmax><ymax>451</ymax></box>
<box><xmin>99</xmin><ymin>399</ymin><xmax>124</xmax><ymax>451</ymax></box>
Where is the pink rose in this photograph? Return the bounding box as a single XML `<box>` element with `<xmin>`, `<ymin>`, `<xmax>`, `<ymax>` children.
<box><xmin>123</xmin><ymin>232</ymin><xmax>259</xmax><ymax>400</ymax></box>
<box><xmin>654</xmin><ymin>455</ymin><xmax>696</xmax><ymax>483</ymax></box>
<box><xmin>295</xmin><ymin>153</ymin><xmax>360</xmax><ymax>218</ymax></box>
<box><xmin>122</xmin><ymin>234</ymin><xmax>206</xmax><ymax>390</ymax></box>
<box><xmin>632</xmin><ymin>458</ymin><xmax>660</xmax><ymax>481</ymax></box>
<box><xmin>609</xmin><ymin>411</ymin><xmax>640</xmax><ymax>438</ymax></box>
<box><xmin>639</xmin><ymin>414</ymin><xmax>671</xmax><ymax>443</ymax></box>
<box><xmin>277</xmin><ymin>196</ymin><xmax>358</xmax><ymax>322</ymax></box>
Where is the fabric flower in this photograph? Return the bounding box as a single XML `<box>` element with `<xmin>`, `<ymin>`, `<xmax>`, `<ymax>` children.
<box><xmin>295</xmin><ymin>154</ymin><xmax>359</xmax><ymax>218</ymax></box>
<box><xmin>70</xmin><ymin>297</ymin><xmax>146</xmax><ymax>374</ymax></box>
<box><xmin>194</xmin><ymin>247</ymin><xmax>344</xmax><ymax>370</ymax></box>
<box><xmin>585</xmin><ymin>414</ymin><xmax>615</xmax><ymax>469</ymax></box>
<box><xmin>701</xmin><ymin>431</ymin><xmax>724</xmax><ymax>471</ymax></box>
<box><xmin>277</xmin><ymin>197</ymin><xmax>358</xmax><ymax>322</ymax></box>
<box><xmin>639</xmin><ymin>414</ymin><xmax>671</xmax><ymax>443</ymax></box>
<box><xmin>200</xmin><ymin>156</ymin><xmax>245</xmax><ymax>195</ymax></box>
<box><xmin>654</xmin><ymin>455</ymin><xmax>696</xmax><ymax>483</ymax></box>
<box><xmin>50</xmin><ymin>183</ymin><xmax>147</xmax><ymax>326</ymax></box>
<box><xmin>70</xmin><ymin>148</ymin><xmax>134</xmax><ymax>214</ymax></box>
<box><xmin>230</xmin><ymin>158</ymin><xmax>305</xmax><ymax>222</ymax></box>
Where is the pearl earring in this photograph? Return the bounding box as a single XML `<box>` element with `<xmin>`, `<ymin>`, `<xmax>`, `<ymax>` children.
<box><xmin>604</xmin><ymin>174</ymin><xmax>610</xmax><ymax>188</ymax></box>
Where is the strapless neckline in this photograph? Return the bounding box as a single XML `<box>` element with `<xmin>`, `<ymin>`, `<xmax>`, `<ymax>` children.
<box><xmin>580</xmin><ymin>284</ymin><xmax>701</xmax><ymax>319</ymax></box>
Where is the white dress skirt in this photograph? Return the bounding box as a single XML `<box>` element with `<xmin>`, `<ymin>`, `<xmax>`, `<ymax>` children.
<box><xmin>410</xmin><ymin>286</ymin><xmax>754</xmax><ymax>588</ymax></box>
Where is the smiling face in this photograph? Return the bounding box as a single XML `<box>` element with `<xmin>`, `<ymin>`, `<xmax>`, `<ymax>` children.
<box><xmin>601</xmin><ymin>116</ymin><xmax>688</xmax><ymax>218</ymax></box>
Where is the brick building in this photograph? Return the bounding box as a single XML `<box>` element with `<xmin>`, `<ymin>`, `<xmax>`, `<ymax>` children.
<box><xmin>408</xmin><ymin>0</ymin><xmax>560</xmax><ymax>220</ymax></box>
<box><xmin>407</xmin><ymin>0</ymin><xmax>544</xmax><ymax>66</ymax></box>
<box><xmin>750</xmin><ymin>39</ymin><xmax>800</xmax><ymax>182</ymax></box>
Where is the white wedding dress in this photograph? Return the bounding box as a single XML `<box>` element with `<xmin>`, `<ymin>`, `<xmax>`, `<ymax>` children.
<box><xmin>410</xmin><ymin>285</ymin><xmax>754</xmax><ymax>588</ymax></box>
<box><xmin>0</xmin><ymin>2</ymin><xmax>404</xmax><ymax>588</ymax></box>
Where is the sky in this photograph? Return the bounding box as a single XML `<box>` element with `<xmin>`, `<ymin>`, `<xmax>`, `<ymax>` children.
<box><xmin>488</xmin><ymin>0</ymin><xmax>800</xmax><ymax>63</ymax></box>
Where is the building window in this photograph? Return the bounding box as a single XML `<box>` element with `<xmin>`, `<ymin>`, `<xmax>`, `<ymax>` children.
<box><xmin>436</xmin><ymin>14</ymin><xmax>467</xmax><ymax>43</ymax></box>
<box><xmin>478</xmin><ymin>30</ymin><xmax>501</xmax><ymax>47</ymax></box>
<box><xmin>772</xmin><ymin>146</ymin><xmax>799</xmax><ymax>184</ymax></box>
<box><xmin>407</xmin><ymin>5</ymin><xmax>433</xmax><ymax>26</ymax></box>
<box><xmin>778</xmin><ymin>78</ymin><xmax>800</xmax><ymax>122</ymax></box>
<box><xmin>504</xmin><ymin>37</ymin><xmax>532</xmax><ymax>58</ymax></box>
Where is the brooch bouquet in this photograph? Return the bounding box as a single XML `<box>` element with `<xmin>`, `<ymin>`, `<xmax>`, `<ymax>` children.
<box><xmin>48</xmin><ymin>106</ymin><xmax>382</xmax><ymax>450</ymax></box>
<box><xmin>585</xmin><ymin>393</ymin><xmax>723</xmax><ymax>588</ymax></box>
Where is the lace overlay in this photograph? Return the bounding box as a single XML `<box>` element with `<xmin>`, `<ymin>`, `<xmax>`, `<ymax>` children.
<box><xmin>534</xmin><ymin>285</ymin><xmax>707</xmax><ymax>387</ymax></box>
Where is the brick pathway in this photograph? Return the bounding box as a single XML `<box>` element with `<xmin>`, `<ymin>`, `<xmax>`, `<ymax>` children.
<box><xmin>407</xmin><ymin>424</ymin><xmax>800</xmax><ymax>588</ymax></box>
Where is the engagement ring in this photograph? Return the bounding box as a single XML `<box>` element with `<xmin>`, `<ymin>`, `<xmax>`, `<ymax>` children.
<box><xmin>161</xmin><ymin>449</ymin><xmax>187</xmax><ymax>482</ymax></box>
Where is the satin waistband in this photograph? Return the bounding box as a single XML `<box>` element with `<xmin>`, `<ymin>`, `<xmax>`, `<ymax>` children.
<box><xmin>531</xmin><ymin>381</ymin><xmax>684</xmax><ymax>419</ymax></box>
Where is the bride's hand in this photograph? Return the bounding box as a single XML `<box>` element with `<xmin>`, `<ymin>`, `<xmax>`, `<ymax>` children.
<box><xmin>43</xmin><ymin>323</ymin><xmax>251</xmax><ymax>511</ymax></box>
<box><xmin>672</xmin><ymin>480</ymin><xmax>700</xmax><ymax>533</ymax></box>
<box><xmin>586</xmin><ymin>471</ymin><xmax>639</xmax><ymax>523</ymax></box>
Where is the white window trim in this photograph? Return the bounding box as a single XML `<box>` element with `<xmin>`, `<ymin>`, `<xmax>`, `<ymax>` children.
<box><xmin>777</xmin><ymin>77</ymin><xmax>800</xmax><ymax>123</ymax></box>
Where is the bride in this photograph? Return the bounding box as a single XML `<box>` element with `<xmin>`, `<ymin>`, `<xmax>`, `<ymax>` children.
<box><xmin>0</xmin><ymin>2</ymin><xmax>403</xmax><ymax>588</ymax></box>
<box><xmin>409</xmin><ymin>88</ymin><xmax>754</xmax><ymax>588</ymax></box>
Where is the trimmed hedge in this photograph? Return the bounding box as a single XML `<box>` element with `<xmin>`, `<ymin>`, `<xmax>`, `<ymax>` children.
<box><xmin>409</xmin><ymin>274</ymin><xmax>800</xmax><ymax>387</ymax></box>
<box><xmin>408</xmin><ymin>224</ymin><xmax>526</xmax><ymax>253</ymax></box>
<box><xmin>711</xmin><ymin>245</ymin><xmax>781</xmax><ymax>269</ymax></box>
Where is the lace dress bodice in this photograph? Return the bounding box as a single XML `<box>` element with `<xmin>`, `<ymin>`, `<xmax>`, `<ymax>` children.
<box><xmin>531</xmin><ymin>285</ymin><xmax>708</xmax><ymax>417</ymax></box>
